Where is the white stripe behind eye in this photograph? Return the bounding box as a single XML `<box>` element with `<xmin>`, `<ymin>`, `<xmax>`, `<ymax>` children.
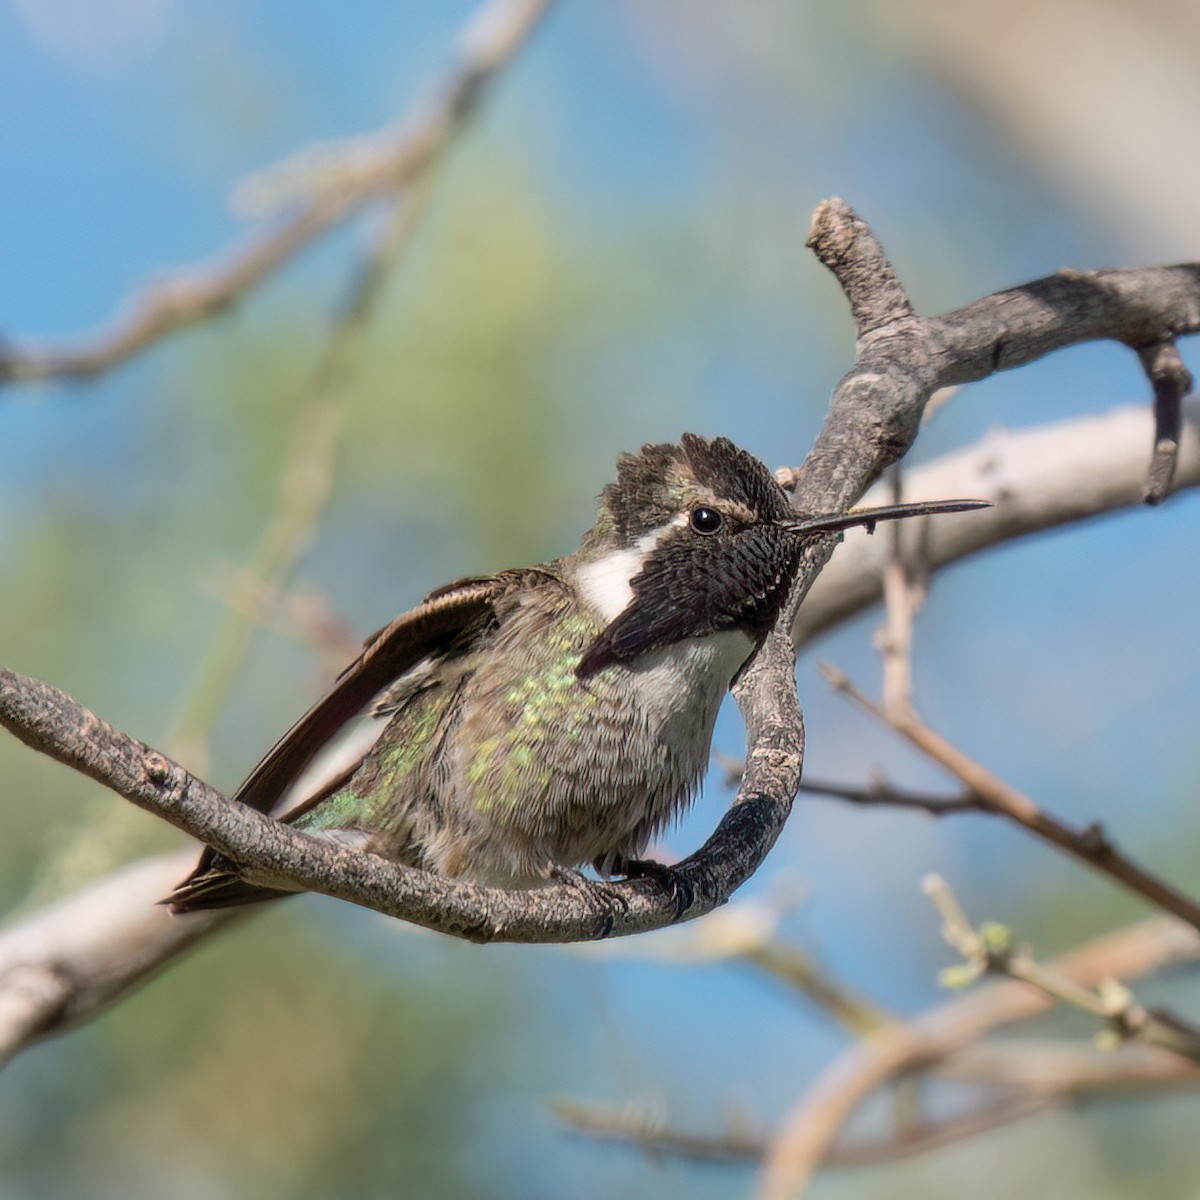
<box><xmin>576</xmin><ymin>515</ymin><xmax>686</xmax><ymax>623</ymax></box>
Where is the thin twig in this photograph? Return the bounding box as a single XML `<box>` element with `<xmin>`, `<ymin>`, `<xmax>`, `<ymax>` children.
<box><xmin>1136</xmin><ymin>340</ymin><xmax>1191</xmax><ymax>504</ymax></box>
<box><xmin>581</xmin><ymin>895</ymin><xmax>893</xmax><ymax>1036</ymax></box>
<box><xmin>165</xmin><ymin>178</ymin><xmax>439</xmax><ymax>773</ymax></box>
<box><xmin>558</xmin><ymin>1093</ymin><xmax>1060</xmax><ymax>1170</ymax></box>
<box><xmin>806</xmin><ymin>200</ymin><xmax>915</xmax><ymax>336</ymax></box>
<box><xmin>924</xmin><ymin>874</ymin><xmax>1200</xmax><ymax>1063</ymax></box>
<box><xmin>563</xmin><ymin>1035</ymin><xmax>1200</xmax><ymax>1171</ymax></box>
<box><xmin>798</xmin><ymin>775</ymin><xmax>988</xmax><ymax>815</ymax></box>
<box><xmin>874</xmin><ymin>466</ymin><xmax>924</xmax><ymax>719</ymax></box>
<box><xmin>942</xmin><ymin>1037</ymin><xmax>1200</xmax><ymax>1093</ymax></box>
<box><xmin>756</xmin><ymin>915</ymin><xmax>1199</xmax><ymax>1199</ymax></box>
<box><xmin>212</xmin><ymin>577</ymin><xmax>362</xmax><ymax>675</ymax></box>
<box><xmin>0</xmin><ymin>0</ymin><xmax>557</xmax><ymax>387</ymax></box>
<box><xmin>821</xmin><ymin>664</ymin><xmax>1200</xmax><ymax>934</ymax></box>
<box><xmin>740</xmin><ymin>940</ymin><xmax>893</xmax><ymax>1035</ymax></box>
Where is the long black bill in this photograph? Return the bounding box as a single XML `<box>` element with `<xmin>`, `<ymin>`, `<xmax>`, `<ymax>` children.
<box><xmin>781</xmin><ymin>498</ymin><xmax>992</xmax><ymax>537</ymax></box>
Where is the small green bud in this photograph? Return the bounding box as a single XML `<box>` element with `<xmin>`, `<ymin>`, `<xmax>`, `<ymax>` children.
<box><xmin>938</xmin><ymin>963</ymin><xmax>982</xmax><ymax>990</ymax></box>
<box><xmin>979</xmin><ymin>922</ymin><xmax>1013</xmax><ymax>955</ymax></box>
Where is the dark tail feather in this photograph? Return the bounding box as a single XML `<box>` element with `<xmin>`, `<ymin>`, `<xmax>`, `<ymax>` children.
<box><xmin>163</xmin><ymin>865</ymin><xmax>294</xmax><ymax>914</ymax></box>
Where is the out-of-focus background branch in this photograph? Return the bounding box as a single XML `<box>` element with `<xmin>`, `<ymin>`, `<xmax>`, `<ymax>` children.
<box><xmin>0</xmin><ymin>0</ymin><xmax>556</xmax><ymax>385</ymax></box>
<box><xmin>2</xmin><ymin>3</ymin><xmax>1199</xmax><ymax>1199</ymax></box>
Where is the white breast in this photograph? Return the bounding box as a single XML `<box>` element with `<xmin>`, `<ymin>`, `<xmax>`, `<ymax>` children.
<box><xmin>630</xmin><ymin>628</ymin><xmax>755</xmax><ymax>731</ymax></box>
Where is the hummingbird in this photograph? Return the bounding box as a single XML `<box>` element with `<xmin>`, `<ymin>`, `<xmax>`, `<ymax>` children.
<box><xmin>167</xmin><ymin>435</ymin><xmax>986</xmax><ymax>912</ymax></box>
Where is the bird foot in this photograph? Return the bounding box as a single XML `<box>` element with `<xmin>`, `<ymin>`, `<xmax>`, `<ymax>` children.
<box><xmin>549</xmin><ymin>867</ymin><xmax>629</xmax><ymax>938</ymax></box>
<box><xmin>615</xmin><ymin>858</ymin><xmax>694</xmax><ymax>920</ymax></box>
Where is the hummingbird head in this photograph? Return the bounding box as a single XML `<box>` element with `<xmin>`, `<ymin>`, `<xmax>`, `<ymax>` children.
<box><xmin>575</xmin><ymin>433</ymin><xmax>988</xmax><ymax>678</ymax></box>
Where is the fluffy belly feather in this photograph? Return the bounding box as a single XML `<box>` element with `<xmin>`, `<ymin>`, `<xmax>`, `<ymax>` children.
<box><xmin>435</xmin><ymin>625</ymin><xmax>754</xmax><ymax>884</ymax></box>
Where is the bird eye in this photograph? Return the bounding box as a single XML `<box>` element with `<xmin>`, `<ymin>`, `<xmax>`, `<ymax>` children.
<box><xmin>689</xmin><ymin>506</ymin><xmax>723</xmax><ymax>535</ymax></box>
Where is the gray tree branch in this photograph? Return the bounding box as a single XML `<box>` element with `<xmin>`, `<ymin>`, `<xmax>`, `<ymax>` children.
<box><xmin>0</xmin><ymin>649</ymin><xmax>802</xmax><ymax>948</ymax></box>
<box><xmin>2</xmin><ymin>200</ymin><xmax>1198</xmax><ymax>1070</ymax></box>
<box><xmin>0</xmin><ymin>853</ymin><xmax>237</xmax><ymax>1068</ymax></box>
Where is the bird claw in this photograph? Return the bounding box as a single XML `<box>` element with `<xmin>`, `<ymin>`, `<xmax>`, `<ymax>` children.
<box><xmin>616</xmin><ymin>858</ymin><xmax>694</xmax><ymax>920</ymax></box>
<box><xmin>550</xmin><ymin>867</ymin><xmax>629</xmax><ymax>938</ymax></box>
